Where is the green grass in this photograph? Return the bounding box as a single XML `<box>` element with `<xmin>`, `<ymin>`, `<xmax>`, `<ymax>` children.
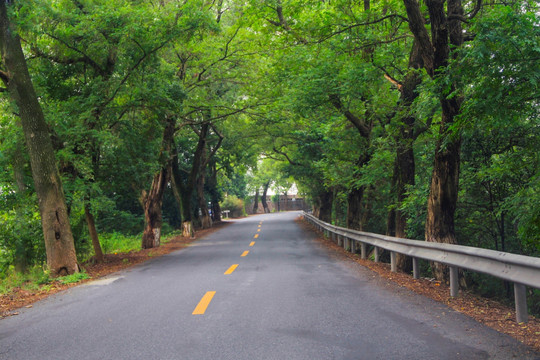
<box><xmin>99</xmin><ymin>232</ymin><xmax>141</xmax><ymax>254</ymax></box>
<box><xmin>57</xmin><ymin>271</ymin><xmax>90</xmax><ymax>284</ymax></box>
<box><xmin>0</xmin><ymin>265</ymin><xmax>92</xmax><ymax>295</ymax></box>
<box><xmin>0</xmin><ymin>265</ymin><xmax>51</xmax><ymax>295</ymax></box>
<box><xmin>97</xmin><ymin>230</ymin><xmax>181</xmax><ymax>256</ymax></box>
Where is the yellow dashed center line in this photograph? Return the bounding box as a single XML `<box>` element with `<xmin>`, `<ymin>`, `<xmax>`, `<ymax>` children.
<box><xmin>224</xmin><ymin>264</ymin><xmax>239</xmax><ymax>275</ymax></box>
<box><xmin>258</xmin><ymin>225</ymin><xmax>261</xmax><ymax>228</ymax></box>
<box><xmin>257</xmin><ymin>229</ymin><xmax>261</xmax><ymax>232</ymax></box>
<box><xmin>192</xmin><ymin>291</ymin><xmax>216</xmax><ymax>315</ymax></box>
<box><xmin>249</xmin><ymin>241</ymin><xmax>255</xmax><ymax>247</ymax></box>
<box><xmin>241</xmin><ymin>250</ymin><xmax>249</xmax><ymax>257</ymax></box>
<box><xmin>254</xmin><ymin>234</ymin><xmax>259</xmax><ymax>239</ymax></box>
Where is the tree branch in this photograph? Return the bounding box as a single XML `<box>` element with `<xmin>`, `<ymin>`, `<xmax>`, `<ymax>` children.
<box><xmin>318</xmin><ymin>14</ymin><xmax>409</xmax><ymax>43</ymax></box>
<box><xmin>447</xmin><ymin>0</ymin><xmax>482</xmax><ymax>22</ymax></box>
<box><xmin>328</xmin><ymin>94</ymin><xmax>371</xmax><ymax>138</ymax></box>
<box><xmin>402</xmin><ymin>0</ymin><xmax>435</xmax><ymax>76</ymax></box>
<box><xmin>267</xmin><ymin>1</ymin><xmax>308</xmax><ymax>44</ymax></box>
<box><xmin>44</xmin><ymin>32</ymin><xmax>105</xmax><ymax>75</ymax></box>
<box><xmin>273</xmin><ymin>147</ymin><xmax>299</xmax><ymax>166</ymax></box>
<box><xmin>202</xmin><ymin>125</ymin><xmax>224</xmax><ymax>170</ymax></box>
<box><xmin>0</xmin><ymin>69</ymin><xmax>9</xmax><ymax>85</ymax></box>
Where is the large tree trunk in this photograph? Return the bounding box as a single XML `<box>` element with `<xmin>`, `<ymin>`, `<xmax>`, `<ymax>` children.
<box><xmin>393</xmin><ymin>67</ymin><xmax>422</xmax><ymax>272</ymax></box>
<box><xmin>318</xmin><ymin>191</ymin><xmax>333</xmax><ymax>223</ymax></box>
<box><xmin>141</xmin><ymin>168</ymin><xmax>169</xmax><ymax>249</ymax></box>
<box><xmin>170</xmin><ymin>123</ymin><xmax>213</xmax><ymax>238</ymax></box>
<box><xmin>196</xmin><ymin>170</ymin><xmax>212</xmax><ymax>229</ymax></box>
<box><xmin>425</xmin><ymin>120</ymin><xmax>461</xmax><ymax>279</ymax></box>
<box><xmin>84</xmin><ymin>203</ymin><xmax>104</xmax><ymax>263</ymax></box>
<box><xmin>360</xmin><ymin>188</ymin><xmax>373</xmax><ymax>231</ymax></box>
<box><xmin>180</xmin><ymin>188</ymin><xmax>195</xmax><ymax>238</ymax></box>
<box><xmin>347</xmin><ymin>186</ymin><xmax>364</xmax><ymax>230</ymax></box>
<box><xmin>208</xmin><ymin>161</ymin><xmax>221</xmax><ymax>222</ymax></box>
<box><xmin>394</xmin><ymin>142</ymin><xmax>415</xmax><ymax>272</ymax></box>
<box><xmin>261</xmin><ymin>181</ymin><xmax>271</xmax><ymax>213</ymax></box>
<box><xmin>0</xmin><ymin>3</ymin><xmax>78</xmax><ymax>276</ymax></box>
<box><xmin>403</xmin><ymin>0</ymin><xmax>464</xmax><ymax>281</ymax></box>
<box><xmin>169</xmin><ymin>169</ymin><xmax>184</xmax><ymax>224</ymax></box>
<box><xmin>347</xmin><ymin>151</ymin><xmax>371</xmax><ymax>230</ymax></box>
<box><xmin>170</xmin><ymin>157</ymin><xmax>195</xmax><ymax>238</ymax></box>
<box><xmin>252</xmin><ymin>189</ymin><xmax>259</xmax><ymax>213</ymax></box>
<box><xmin>141</xmin><ymin>117</ymin><xmax>175</xmax><ymax>249</ymax></box>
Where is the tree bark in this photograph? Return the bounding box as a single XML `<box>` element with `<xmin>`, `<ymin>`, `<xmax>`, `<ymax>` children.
<box><xmin>252</xmin><ymin>189</ymin><xmax>259</xmax><ymax>213</ymax></box>
<box><xmin>141</xmin><ymin>116</ymin><xmax>175</xmax><ymax>249</ymax></box>
<box><xmin>196</xmin><ymin>166</ymin><xmax>212</xmax><ymax>229</ymax></box>
<box><xmin>0</xmin><ymin>2</ymin><xmax>78</xmax><ymax>276</ymax></box>
<box><xmin>84</xmin><ymin>203</ymin><xmax>104</xmax><ymax>263</ymax></box>
<box><xmin>393</xmin><ymin>64</ymin><xmax>422</xmax><ymax>272</ymax></box>
<box><xmin>318</xmin><ymin>191</ymin><xmax>333</xmax><ymax>223</ymax></box>
<box><xmin>347</xmin><ymin>187</ymin><xmax>364</xmax><ymax>230</ymax></box>
<box><xmin>208</xmin><ymin>161</ymin><xmax>221</xmax><ymax>222</ymax></box>
<box><xmin>170</xmin><ymin>122</ymin><xmax>213</xmax><ymax>238</ymax></box>
<box><xmin>346</xmin><ymin>152</ymin><xmax>371</xmax><ymax>230</ymax></box>
<box><xmin>141</xmin><ymin>168</ymin><xmax>169</xmax><ymax>249</ymax></box>
<box><xmin>329</xmin><ymin>94</ymin><xmax>373</xmax><ymax>231</ymax></box>
<box><xmin>261</xmin><ymin>181</ymin><xmax>271</xmax><ymax>213</ymax></box>
<box><xmin>169</xmin><ymin>166</ymin><xmax>184</xmax><ymax>224</ymax></box>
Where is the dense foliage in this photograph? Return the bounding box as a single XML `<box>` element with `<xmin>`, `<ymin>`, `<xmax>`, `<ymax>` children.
<box><xmin>0</xmin><ymin>0</ymin><xmax>538</xmax><ymax>310</ymax></box>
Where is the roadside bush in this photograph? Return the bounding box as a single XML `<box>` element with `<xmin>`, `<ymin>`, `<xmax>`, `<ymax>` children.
<box><xmin>220</xmin><ymin>195</ymin><xmax>245</xmax><ymax>218</ymax></box>
<box><xmin>0</xmin><ymin>193</ymin><xmax>45</xmax><ymax>276</ymax></box>
<box><xmin>99</xmin><ymin>232</ymin><xmax>141</xmax><ymax>254</ymax></box>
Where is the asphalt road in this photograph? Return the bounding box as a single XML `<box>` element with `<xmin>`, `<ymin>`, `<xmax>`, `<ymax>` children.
<box><xmin>1</xmin><ymin>211</ymin><xmax>538</xmax><ymax>360</ymax></box>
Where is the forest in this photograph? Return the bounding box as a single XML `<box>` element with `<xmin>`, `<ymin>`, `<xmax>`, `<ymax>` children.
<box><xmin>0</xmin><ymin>0</ymin><xmax>539</xmax><ymax>312</ymax></box>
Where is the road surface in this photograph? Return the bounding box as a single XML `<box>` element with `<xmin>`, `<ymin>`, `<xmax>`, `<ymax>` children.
<box><xmin>0</xmin><ymin>212</ymin><xmax>538</xmax><ymax>359</ymax></box>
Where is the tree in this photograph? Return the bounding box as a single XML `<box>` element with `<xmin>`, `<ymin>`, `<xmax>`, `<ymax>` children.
<box><xmin>0</xmin><ymin>1</ymin><xmax>78</xmax><ymax>275</ymax></box>
<box><xmin>402</xmin><ymin>0</ymin><xmax>466</xmax><ymax>280</ymax></box>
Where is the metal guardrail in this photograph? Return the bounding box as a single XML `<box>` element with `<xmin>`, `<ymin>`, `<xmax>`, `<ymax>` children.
<box><xmin>303</xmin><ymin>212</ymin><xmax>540</xmax><ymax>323</ymax></box>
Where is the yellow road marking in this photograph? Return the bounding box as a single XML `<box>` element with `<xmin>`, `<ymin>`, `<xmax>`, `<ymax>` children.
<box><xmin>224</xmin><ymin>264</ymin><xmax>239</xmax><ymax>275</ymax></box>
<box><xmin>258</xmin><ymin>225</ymin><xmax>261</xmax><ymax>228</ymax></box>
<box><xmin>241</xmin><ymin>250</ymin><xmax>249</xmax><ymax>257</ymax></box>
<box><xmin>249</xmin><ymin>241</ymin><xmax>255</xmax><ymax>247</ymax></box>
<box><xmin>257</xmin><ymin>229</ymin><xmax>261</xmax><ymax>232</ymax></box>
<box><xmin>254</xmin><ymin>234</ymin><xmax>259</xmax><ymax>239</ymax></box>
<box><xmin>192</xmin><ymin>291</ymin><xmax>216</xmax><ymax>315</ymax></box>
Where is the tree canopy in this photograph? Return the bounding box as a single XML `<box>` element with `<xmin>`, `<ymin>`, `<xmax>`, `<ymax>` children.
<box><xmin>0</xmin><ymin>0</ymin><xmax>538</xmax><ymax>310</ymax></box>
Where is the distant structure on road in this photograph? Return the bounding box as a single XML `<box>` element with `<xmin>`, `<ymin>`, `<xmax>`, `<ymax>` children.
<box><xmin>247</xmin><ymin>194</ymin><xmax>310</xmax><ymax>214</ymax></box>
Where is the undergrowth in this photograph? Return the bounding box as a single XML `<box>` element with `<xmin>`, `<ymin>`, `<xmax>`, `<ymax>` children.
<box><xmin>1</xmin><ymin>229</ymin><xmax>182</xmax><ymax>296</ymax></box>
<box><xmin>0</xmin><ymin>266</ymin><xmax>90</xmax><ymax>295</ymax></box>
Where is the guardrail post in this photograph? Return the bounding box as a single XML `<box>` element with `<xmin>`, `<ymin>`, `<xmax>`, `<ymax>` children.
<box><xmin>450</xmin><ymin>266</ymin><xmax>459</xmax><ymax>297</ymax></box>
<box><xmin>374</xmin><ymin>247</ymin><xmax>379</xmax><ymax>263</ymax></box>
<box><xmin>361</xmin><ymin>243</ymin><xmax>367</xmax><ymax>260</ymax></box>
<box><xmin>390</xmin><ymin>252</ymin><xmax>397</xmax><ymax>272</ymax></box>
<box><xmin>514</xmin><ymin>283</ymin><xmax>528</xmax><ymax>323</ymax></box>
<box><xmin>412</xmin><ymin>258</ymin><xmax>419</xmax><ymax>279</ymax></box>
<box><xmin>344</xmin><ymin>237</ymin><xmax>349</xmax><ymax>251</ymax></box>
<box><xmin>350</xmin><ymin>239</ymin><xmax>356</xmax><ymax>253</ymax></box>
